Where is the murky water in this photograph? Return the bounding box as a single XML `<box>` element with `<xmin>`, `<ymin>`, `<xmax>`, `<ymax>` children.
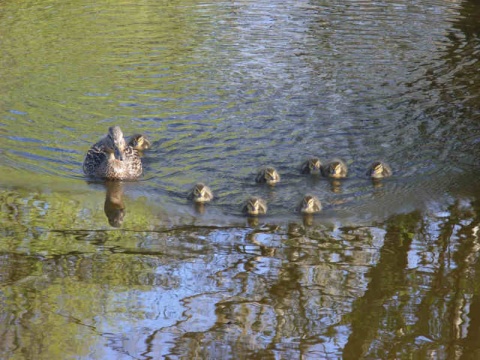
<box><xmin>1</xmin><ymin>0</ymin><xmax>480</xmax><ymax>358</ymax></box>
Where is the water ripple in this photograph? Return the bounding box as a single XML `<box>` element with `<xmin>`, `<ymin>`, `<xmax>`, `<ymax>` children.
<box><xmin>0</xmin><ymin>0</ymin><xmax>477</xmax><ymax>224</ymax></box>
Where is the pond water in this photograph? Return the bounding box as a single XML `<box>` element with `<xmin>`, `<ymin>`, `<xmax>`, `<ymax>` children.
<box><xmin>1</xmin><ymin>0</ymin><xmax>480</xmax><ymax>358</ymax></box>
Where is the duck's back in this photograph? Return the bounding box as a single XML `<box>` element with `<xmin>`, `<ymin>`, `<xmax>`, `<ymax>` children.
<box><xmin>83</xmin><ymin>142</ymin><xmax>142</xmax><ymax>180</ymax></box>
<box><xmin>83</xmin><ymin>142</ymin><xmax>109</xmax><ymax>177</ymax></box>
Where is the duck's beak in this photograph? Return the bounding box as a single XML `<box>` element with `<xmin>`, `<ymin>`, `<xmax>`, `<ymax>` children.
<box><xmin>114</xmin><ymin>147</ymin><xmax>124</xmax><ymax>161</ymax></box>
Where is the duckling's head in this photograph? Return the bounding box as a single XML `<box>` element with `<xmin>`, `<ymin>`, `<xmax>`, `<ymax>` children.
<box><xmin>368</xmin><ymin>161</ymin><xmax>392</xmax><ymax>179</ymax></box>
<box><xmin>326</xmin><ymin>160</ymin><xmax>347</xmax><ymax>178</ymax></box>
<box><xmin>190</xmin><ymin>183</ymin><xmax>213</xmax><ymax>203</ymax></box>
<box><xmin>106</xmin><ymin>126</ymin><xmax>127</xmax><ymax>160</ymax></box>
<box><xmin>255</xmin><ymin>166</ymin><xmax>280</xmax><ymax>185</ymax></box>
<box><xmin>300</xmin><ymin>195</ymin><xmax>322</xmax><ymax>214</ymax></box>
<box><xmin>265</xmin><ymin>167</ymin><xmax>280</xmax><ymax>184</ymax></box>
<box><xmin>244</xmin><ymin>197</ymin><xmax>267</xmax><ymax>216</ymax></box>
<box><xmin>308</xmin><ymin>158</ymin><xmax>321</xmax><ymax>173</ymax></box>
<box><xmin>331</xmin><ymin>162</ymin><xmax>342</xmax><ymax>174</ymax></box>
<box><xmin>370</xmin><ymin>161</ymin><xmax>384</xmax><ymax>176</ymax></box>
<box><xmin>129</xmin><ymin>134</ymin><xmax>151</xmax><ymax>151</ymax></box>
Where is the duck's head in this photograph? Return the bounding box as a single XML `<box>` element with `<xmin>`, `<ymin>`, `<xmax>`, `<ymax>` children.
<box><xmin>106</xmin><ymin>126</ymin><xmax>127</xmax><ymax>160</ymax></box>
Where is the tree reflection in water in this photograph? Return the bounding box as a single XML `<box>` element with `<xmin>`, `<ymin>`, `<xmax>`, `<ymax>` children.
<box><xmin>1</xmin><ymin>187</ymin><xmax>480</xmax><ymax>358</ymax></box>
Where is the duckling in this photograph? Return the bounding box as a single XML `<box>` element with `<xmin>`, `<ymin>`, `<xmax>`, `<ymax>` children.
<box><xmin>242</xmin><ymin>197</ymin><xmax>268</xmax><ymax>216</ymax></box>
<box><xmin>300</xmin><ymin>157</ymin><xmax>322</xmax><ymax>174</ymax></box>
<box><xmin>366</xmin><ymin>161</ymin><xmax>392</xmax><ymax>179</ymax></box>
<box><xmin>298</xmin><ymin>195</ymin><xmax>322</xmax><ymax>214</ymax></box>
<box><xmin>255</xmin><ymin>166</ymin><xmax>280</xmax><ymax>185</ymax></box>
<box><xmin>321</xmin><ymin>159</ymin><xmax>348</xmax><ymax>179</ymax></box>
<box><xmin>128</xmin><ymin>134</ymin><xmax>151</xmax><ymax>151</ymax></box>
<box><xmin>187</xmin><ymin>183</ymin><xmax>214</xmax><ymax>203</ymax></box>
<box><xmin>83</xmin><ymin>126</ymin><xmax>143</xmax><ymax>180</ymax></box>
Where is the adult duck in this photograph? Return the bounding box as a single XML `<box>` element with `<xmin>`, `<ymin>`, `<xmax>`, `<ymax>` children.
<box><xmin>83</xmin><ymin>126</ymin><xmax>143</xmax><ymax>180</ymax></box>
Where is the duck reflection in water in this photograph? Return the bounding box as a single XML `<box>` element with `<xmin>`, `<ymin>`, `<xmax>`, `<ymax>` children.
<box><xmin>247</xmin><ymin>216</ymin><xmax>260</xmax><ymax>227</ymax></box>
<box><xmin>104</xmin><ymin>181</ymin><xmax>126</xmax><ymax>227</ymax></box>
<box><xmin>330</xmin><ymin>179</ymin><xmax>343</xmax><ymax>193</ymax></box>
<box><xmin>371</xmin><ymin>178</ymin><xmax>384</xmax><ymax>189</ymax></box>
<box><xmin>302</xmin><ymin>214</ymin><xmax>314</xmax><ymax>227</ymax></box>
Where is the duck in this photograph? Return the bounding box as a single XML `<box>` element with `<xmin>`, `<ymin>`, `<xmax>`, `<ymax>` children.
<box><xmin>83</xmin><ymin>126</ymin><xmax>143</xmax><ymax>180</ymax></box>
<box><xmin>255</xmin><ymin>166</ymin><xmax>280</xmax><ymax>185</ymax></box>
<box><xmin>187</xmin><ymin>183</ymin><xmax>214</xmax><ymax>203</ymax></box>
<box><xmin>300</xmin><ymin>157</ymin><xmax>322</xmax><ymax>174</ymax></box>
<box><xmin>321</xmin><ymin>158</ymin><xmax>348</xmax><ymax>179</ymax></box>
<box><xmin>242</xmin><ymin>196</ymin><xmax>268</xmax><ymax>216</ymax></box>
<box><xmin>366</xmin><ymin>161</ymin><xmax>392</xmax><ymax>179</ymax></box>
<box><xmin>298</xmin><ymin>195</ymin><xmax>322</xmax><ymax>214</ymax></box>
<box><xmin>127</xmin><ymin>134</ymin><xmax>151</xmax><ymax>152</ymax></box>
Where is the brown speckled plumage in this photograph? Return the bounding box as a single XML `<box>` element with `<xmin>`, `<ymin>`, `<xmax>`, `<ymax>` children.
<box><xmin>83</xmin><ymin>126</ymin><xmax>143</xmax><ymax>180</ymax></box>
